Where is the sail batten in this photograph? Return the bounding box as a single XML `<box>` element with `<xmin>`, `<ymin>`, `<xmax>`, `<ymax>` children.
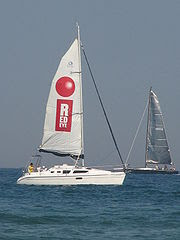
<box><xmin>39</xmin><ymin>38</ymin><xmax>84</xmax><ymax>159</ymax></box>
<box><xmin>146</xmin><ymin>90</ymin><xmax>172</xmax><ymax>165</ymax></box>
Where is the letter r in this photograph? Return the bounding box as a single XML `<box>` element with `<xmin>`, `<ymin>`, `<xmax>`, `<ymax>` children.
<box><xmin>60</xmin><ymin>104</ymin><xmax>69</xmax><ymax>116</ymax></box>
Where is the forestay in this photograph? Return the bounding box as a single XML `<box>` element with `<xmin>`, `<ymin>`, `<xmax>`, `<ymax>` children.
<box><xmin>146</xmin><ymin>90</ymin><xmax>171</xmax><ymax>165</ymax></box>
<box><xmin>39</xmin><ymin>38</ymin><xmax>84</xmax><ymax>159</ymax></box>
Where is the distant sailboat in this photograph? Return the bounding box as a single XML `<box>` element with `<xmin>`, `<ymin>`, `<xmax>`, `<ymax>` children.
<box><xmin>129</xmin><ymin>88</ymin><xmax>178</xmax><ymax>174</ymax></box>
<box><xmin>17</xmin><ymin>25</ymin><xmax>126</xmax><ymax>185</ymax></box>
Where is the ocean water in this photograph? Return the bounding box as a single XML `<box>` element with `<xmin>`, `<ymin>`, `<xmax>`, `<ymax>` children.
<box><xmin>0</xmin><ymin>169</ymin><xmax>180</xmax><ymax>240</ymax></box>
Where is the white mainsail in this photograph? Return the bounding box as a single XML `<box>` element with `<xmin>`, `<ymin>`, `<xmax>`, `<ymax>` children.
<box><xmin>39</xmin><ymin>38</ymin><xmax>84</xmax><ymax>159</ymax></box>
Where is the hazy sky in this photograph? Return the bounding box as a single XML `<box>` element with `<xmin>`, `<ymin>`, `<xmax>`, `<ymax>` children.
<box><xmin>0</xmin><ymin>0</ymin><xmax>180</xmax><ymax>169</ymax></box>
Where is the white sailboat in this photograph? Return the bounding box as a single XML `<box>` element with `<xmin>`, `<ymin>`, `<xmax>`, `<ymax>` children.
<box><xmin>17</xmin><ymin>26</ymin><xmax>126</xmax><ymax>185</ymax></box>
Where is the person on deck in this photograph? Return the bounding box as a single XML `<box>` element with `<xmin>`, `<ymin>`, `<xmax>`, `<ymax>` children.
<box><xmin>28</xmin><ymin>163</ymin><xmax>34</xmax><ymax>173</ymax></box>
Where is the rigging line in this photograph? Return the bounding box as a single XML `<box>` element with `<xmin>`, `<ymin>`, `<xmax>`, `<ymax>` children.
<box><xmin>145</xmin><ymin>87</ymin><xmax>152</xmax><ymax>167</ymax></box>
<box><xmin>81</xmin><ymin>43</ymin><xmax>125</xmax><ymax>170</ymax></box>
<box><xmin>125</xmin><ymin>99</ymin><xmax>148</xmax><ymax>165</ymax></box>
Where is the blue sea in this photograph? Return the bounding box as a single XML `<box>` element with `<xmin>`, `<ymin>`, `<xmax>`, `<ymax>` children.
<box><xmin>0</xmin><ymin>169</ymin><xmax>180</xmax><ymax>240</ymax></box>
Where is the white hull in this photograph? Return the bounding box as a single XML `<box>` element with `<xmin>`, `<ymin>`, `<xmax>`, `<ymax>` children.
<box><xmin>17</xmin><ymin>165</ymin><xmax>125</xmax><ymax>186</ymax></box>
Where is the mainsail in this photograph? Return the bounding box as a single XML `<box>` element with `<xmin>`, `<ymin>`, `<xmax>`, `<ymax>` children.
<box><xmin>146</xmin><ymin>89</ymin><xmax>172</xmax><ymax>165</ymax></box>
<box><xmin>39</xmin><ymin>37</ymin><xmax>84</xmax><ymax>159</ymax></box>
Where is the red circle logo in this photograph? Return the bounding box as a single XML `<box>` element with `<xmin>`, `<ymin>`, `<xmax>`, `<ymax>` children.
<box><xmin>55</xmin><ymin>77</ymin><xmax>75</xmax><ymax>97</ymax></box>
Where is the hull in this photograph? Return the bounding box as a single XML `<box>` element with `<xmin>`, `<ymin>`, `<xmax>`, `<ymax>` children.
<box><xmin>17</xmin><ymin>173</ymin><xmax>125</xmax><ymax>185</ymax></box>
<box><xmin>128</xmin><ymin>168</ymin><xmax>179</xmax><ymax>174</ymax></box>
<box><xmin>17</xmin><ymin>165</ymin><xmax>126</xmax><ymax>185</ymax></box>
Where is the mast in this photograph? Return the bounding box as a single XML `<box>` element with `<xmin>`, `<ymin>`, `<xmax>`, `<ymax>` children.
<box><xmin>145</xmin><ymin>87</ymin><xmax>152</xmax><ymax>167</ymax></box>
<box><xmin>77</xmin><ymin>23</ymin><xmax>84</xmax><ymax>166</ymax></box>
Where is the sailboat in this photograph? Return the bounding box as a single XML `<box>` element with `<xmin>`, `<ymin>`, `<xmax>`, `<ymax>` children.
<box><xmin>17</xmin><ymin>26</ymin><xmax>126</xmax><ymax>185</ymax></box>
<box><xmin>129</xmin><ymin>88</ymin><xmax>178</xmax><ymax>174</ymax></box>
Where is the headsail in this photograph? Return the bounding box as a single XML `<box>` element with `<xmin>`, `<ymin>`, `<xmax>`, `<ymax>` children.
<box><xmin>146</xmin><ymin>89</ymin><xmax>172</xmax><ymax>165</ymax></box>
<box><xmin>39</xmin><ymin>37</ymin><xmax>84</xmax><ymax>159</ymax></box>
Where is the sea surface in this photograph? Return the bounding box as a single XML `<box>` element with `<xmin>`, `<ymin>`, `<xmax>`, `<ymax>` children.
<box><xmin>0</xmin><ymin>169</ymin><xmax>180</xmax><ymax>240</ymax></box>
